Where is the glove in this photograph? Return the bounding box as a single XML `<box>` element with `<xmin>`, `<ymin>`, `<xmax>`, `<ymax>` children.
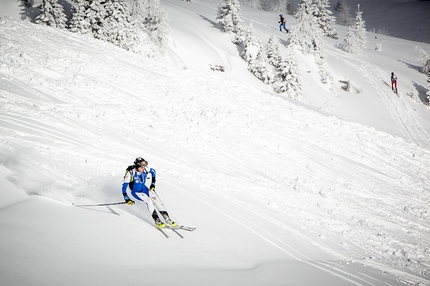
<box><xmin>150</xmin><ymin>183</ymin><xmax>155</xmax><ymax>191</ymax></box>
<box><xmin>124</xmin><ymin>195</ymin><xmax>135</xmax><ymax>205</ymax></box>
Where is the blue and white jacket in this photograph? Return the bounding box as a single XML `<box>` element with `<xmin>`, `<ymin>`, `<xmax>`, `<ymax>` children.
<box><xmin>122</xmin><ymin>166</ymin><xmax>156</xmax><ymax>198</ymax></box>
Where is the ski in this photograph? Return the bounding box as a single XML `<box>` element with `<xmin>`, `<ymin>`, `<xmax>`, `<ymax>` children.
<box><xmin>175</xmin><ymin>225</ymin><xmax>196</xmax><ymax>232</ymax></box>
<box><xmin>155</xmin><ymin>225</ymin><xmax>185</xmax><ymax>238</ymax></box>
<box><xmin>156</xmin><ymin>227</ymin><xmax>169</xmax><ymax>238</ymax></box>
<box><xmin>162</xmin><ymin>225</ymin><xmax>196</xmax><ymax>232</ymax></box>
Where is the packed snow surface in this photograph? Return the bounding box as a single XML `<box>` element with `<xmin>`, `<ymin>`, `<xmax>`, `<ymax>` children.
<box><xmin>1</xmin><ymin>0</ymin><xmax>430</xmax><ymax>285</ymax></box>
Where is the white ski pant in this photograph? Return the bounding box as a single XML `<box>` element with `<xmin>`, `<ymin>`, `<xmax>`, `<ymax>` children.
<box><xmin>131</xmin><ymin>190</ymin><xmax>166</xmax><ymax>217</ymax></box>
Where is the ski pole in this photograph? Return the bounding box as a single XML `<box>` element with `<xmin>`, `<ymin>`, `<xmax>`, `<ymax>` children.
<box><xmin>152</xmin><ymin>189</ymin><xmax>165</xmax><ymax>206</ymax></box>
<box><xmin>72</xmin><ymin>201</ymin><xmax>127</xmax><ymax>207</ymax></box>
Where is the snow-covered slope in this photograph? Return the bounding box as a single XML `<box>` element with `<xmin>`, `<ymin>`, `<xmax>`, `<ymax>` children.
<box><xmin>1</xmin><ymin>0</ymin><xmax>430</xmax><ymax>285</ymax></box>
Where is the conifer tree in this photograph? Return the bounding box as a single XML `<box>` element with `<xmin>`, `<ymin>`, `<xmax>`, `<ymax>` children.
<box><xmin>143</xmin><ymin>0</ymin><xmax>169</xmax><ymax>54</ymax></box>
<box><xmin>70</xmin><ymin>0</ymin><xmax>142</xmax><ymax>52</ymax></box>
<box><xmin>342</xmin><ymin>5</ymin><xmax>367</xmax><ymax>54</ymax></box>
<box><xmin>313</xmin><ymin>0</ymin><xmax>337</xmax><ymax>38</ymax></box>
<box><xmin>272</xmin><ymin>43</ymin><xmax>303</xmax><ymax>99</ymax></box>
<box><xmin>241</xmin><ymin>23</ymin><xmax>272</xmax><ymax>84</ymax></box>
<box><xmin>35</xmin><ymin>0</ymin><xmax>67</xmax><ymax>28</ymax></box>
<box><xmin>86</xmin><ymin>0</ymin><xmax>108</xmax><ymax>41</ymax></box>
<box><xmin>103</xmin><ymin>0</ymin><xmax>139</xmax><ymax>51</ymax></box>
<box><xmin>415</xmin><ymin>46</ymin><xmax>430</xmax><ymax>75</ymax></box>
<box><xmin>427</xmin><ymin>75</ymin><xmax>430</xmax><ymax>105</ymax></box>
<box><xmin>265</xmin><ymin>34</ymin><xmax>282</xmax><ymax>68</ymax></box>
<box><xmin>290</xmin><ymin>0</ymin><xmax>324</xmax><ymax>57</ymax></box>
<box><xmin>259</xmin><ymin>0</ymin><xmax>271</xmax><ymax>11</ymax></box>
<box><xmin>269</xmin><ymin>0</ymin><xmax>289</xmax><ymax>14</ymax></box>
<box><xmin>337</xmin><ymin>0</ymin><xmax>352</xmax><ymax>26</ymax></box>
<box><xmin>130</xmin><ymin>0</ymin><xmax>147</xmax><ymax>29</ymax></box>
<box><xmin>217</xmin><ymin>0</ymin><xmax>243</xmax><ymax>34</ymax></box>
<box><xmin>334</xmin><ymin>0</ymin><xmax>342</xmax><ymax>11</ymax></box>
<box><xmin>239</xmin><ymin>0</ymin><xmax>260</xmax><ymax>9</ymax></box>
<box><xmin>69</xmin><ymin>0</ymin><xmax>90</xmax><ymax>34</ymax></box>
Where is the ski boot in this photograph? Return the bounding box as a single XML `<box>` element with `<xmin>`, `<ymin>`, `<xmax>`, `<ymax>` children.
<box><xmin>155</xmin><ymin>218</ymin><xmax>165</xmax><ymax>229</ymax></box>
<box><xmin>165</xmin><ymin>218</ymin><xmax>177</xmax><ymax>228</ymax></box>
<box><xmin>160</xmin><ymin>211</ymin><xmax>176</xmax><ymax>228</ymax></box>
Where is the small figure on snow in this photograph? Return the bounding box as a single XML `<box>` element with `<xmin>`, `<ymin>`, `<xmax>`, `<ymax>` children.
<box><xmin>279</xmin><ymin>14</ymin><xmax>289</xmax><ymax>33</ymax></box>
<box><xmin>122</xmin><ymin>157</ymin><xmax>176</xmax><ymax>229</ymax></box>
<box><xmin>391</xmin><ymin>72</ymin><xmax>398</xmax><ymax>93</ymax></box>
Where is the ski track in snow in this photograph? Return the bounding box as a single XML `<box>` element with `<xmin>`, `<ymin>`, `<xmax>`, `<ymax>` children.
<box><xmin>1</xmin><ymin>6</ymin><xmax>430</xmax><ymax>285</ymax></box>
<box><xmin>326</xmin><ymin>49</ymin><xmax>430</xmax><ymax>147</ymax></box>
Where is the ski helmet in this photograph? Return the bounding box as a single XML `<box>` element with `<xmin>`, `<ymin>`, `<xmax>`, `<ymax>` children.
<box><xmin>134</xmin><ymin>157</ymin><xmax>147</xmax><ymax>167</ymax></box>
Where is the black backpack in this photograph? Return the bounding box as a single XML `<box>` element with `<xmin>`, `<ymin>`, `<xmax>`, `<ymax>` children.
<box><xmin>125</xmin><ymin>165</ymin><xmax>135</xmax><ymax>190</ymax></box>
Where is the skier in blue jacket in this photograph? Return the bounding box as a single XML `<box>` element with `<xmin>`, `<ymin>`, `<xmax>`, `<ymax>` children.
<box><xmin>122</xmin><ymin>157</ymin><xmax>176</xmax><ymax>229</ymax></box>
<box><xmin>279</xmin><ymin>14</ymin><xmax>288</xmax><ymax>33</ymax></box>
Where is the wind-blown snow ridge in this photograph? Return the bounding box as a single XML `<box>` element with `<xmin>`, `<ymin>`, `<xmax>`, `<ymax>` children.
<box><xmin>1</xmin><ymin>1</ymin><xmax>430</xmax><ymax>284</ymax></box>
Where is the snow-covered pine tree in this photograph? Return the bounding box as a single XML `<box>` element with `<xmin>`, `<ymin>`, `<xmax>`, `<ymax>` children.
<box><xmin>259</xmin><ymin>0</ymin><xmax>271</xmax><ymax>11</ymax></box>
<box><xmin>130</xmin><ymin>0</ymin><xmax>147</xmax><ymax>29</ymax></box>
<box><xmin>69</xmin><ymin>0</ymin><xmax>91</xmax><ymax>34</ymax></box>
<box><xmin>143</xmin><ymin>0</ymin><xmax>169</xmax><ymax>54</ymax></box>
<box><xmin>265</xmin><ymin>34</ymin><xmax>282</xmax><ymax>68</ymax></box>
<box><xmin>337</xmin><ymin>0</ymin><xmax>352</xmax><ymax>26</ymax></box>
<box><xmin>342</xmin><ymin>4</ymin><xmax>367</xmax><ymax>54</ymax></box>
<box><xmin>239</xmin><ymin>0</ymin><xmax>260</xmax><ymax>9</ymax></box>
<box><xmin>128</xmin><ymin>0</ymin><xmax>157</xmax><ymax>56</ymax></box>
<box><xmin>70</xmin><ymin>0</ymin><xmax>143</xmax><ymax>52</ymax></box>
<box><xmin>334</xmin><ymin>0</ymin><xmax>342</xmax><ymax>11</ymax></box>
<box><xmin>290</xmin><ymin>0</ymin><xmax>324</xmax><ymax>57</ymax></box>
<box><xmin>103</xmin><ymin>0</ymin><xmax>140</xmax><ymax>51</ymax></box>
<box><xmin>86</xmin><ymin>0</ymin><xmax>108</xmax><ymax>41</ymax></box>
<box><xmin>241</xmin><ymin>23</ymin><xmax>272</xmax><ymax>84</ymax></box>
<box><xmin>426</xmin><ymin>75</ymin><xmax>430</xmax><ymax>105</ymax></box>
<box><xmin>35</xmin><ymin>0</ymin><xmax>68</xmax><ymax>28</ymax></box>
<box><xmin>272</xmin><ymin>44</ymin><xmax>303</xmax><ymax>99</ymax></box>
<box><xmin>217</xmin><ymin>0</ymin><xmax>244</xmax><ymax>34</ymax></box>
<box><xmin>271</xmin><ymin>0</ymin><xmax>289</xmax><ymax>14</ymax></box>
<box><xmin>313</xmin><ymin>0</ymin><xmax>337</xmax><ymax>38</ymax></box>
<box><xmin>415</xmin><ymin>46</ymin><xmax>430</xmax><ymax>75</ymax></box>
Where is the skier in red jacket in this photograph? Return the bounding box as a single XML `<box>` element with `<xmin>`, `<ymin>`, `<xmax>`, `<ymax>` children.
<box><xmin>391</xmin><ymin>72</ymin><xmax>398</xmax><ymax>93</ymax></box>
<box><xmin>279</xmin><ymin>15</ymin><xmax>288</xmax><ymax>33</ymax></box>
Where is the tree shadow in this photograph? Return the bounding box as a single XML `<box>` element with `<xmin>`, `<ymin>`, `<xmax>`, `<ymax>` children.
<box><xmin>199</xmin><ymin>14</ymin><xmax>219</xmax><ymax>30</ymax></box>
<box><xmin>58</xmin><ymin>0</ymin><xmax>73</xmax><ymax>21</ymax></box>
<box><xmin>398</xmin><ymin>59</ymin><xmax>422</xmax><ymax>73</ymax></box>
<box><xmin>412</xmin><ymin>81</ymin><xmax>429</xmax><ymax>105</ymax></box>
<box><xmin>19</xmin><ymin>0</ymin><xmax>73</xmax><ymax>23</ymax></box>
<box><xmin>19</xmin><ymin>1</ymin><xmax>38</xmax><ymax>22</ymax></box>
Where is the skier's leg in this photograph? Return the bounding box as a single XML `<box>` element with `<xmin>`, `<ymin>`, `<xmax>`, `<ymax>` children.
<box><xmin>133</xmin><ymin>192</ymin><xmax>162</xmax><ymax>225</ymax></box>
<box><xmin>150</xmin><ymin>190</ymin><xmax>176</xmax><ymax>226</ymax></box>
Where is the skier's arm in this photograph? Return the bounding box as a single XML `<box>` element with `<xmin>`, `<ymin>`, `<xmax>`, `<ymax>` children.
<box><xmin>149</xmin><ymin>167</ymin><xmax>156</xmax><ymax>190</ymax></box>
<box><xmin>122</xmin><ymin>171</ymin><xmax>134</xmax><ymax>204</ymax></box>
<box><xmin>122</xmin><ymin>182</ymin><xmax>129</xmax><ymax>197</ymax></box>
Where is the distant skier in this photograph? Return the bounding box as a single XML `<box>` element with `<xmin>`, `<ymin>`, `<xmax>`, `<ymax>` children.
<box><xmin>279</xmin><ymin>14</ymin><xmax>288</xmax><ymax>33</ymax></box>
<box><xmin>122</xmin><ymin>157</ymin><xmax>176</xmax><ymax>229</ymax></box>
<box><xmin>391</xmin><ymin>72</ymin><xmax>398</xmax><ymax>93</ymax></box>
